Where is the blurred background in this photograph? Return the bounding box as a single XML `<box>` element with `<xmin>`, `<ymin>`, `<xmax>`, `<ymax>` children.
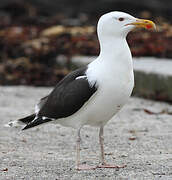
<box><xmin>0</xmin><ymin>0</ymin><xmax>172</xmax><ymax>100</ymax></box>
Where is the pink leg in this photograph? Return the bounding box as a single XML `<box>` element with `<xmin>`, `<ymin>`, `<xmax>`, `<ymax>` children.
<box><xmin>76</xmin><ymin>128</ymin><xmax>97</xmax><ymax>170</ymax></box>
<box><xmin>97</xmin><ymin>126</ymin><xmax>126</xmax><ymax>169</ymax></box>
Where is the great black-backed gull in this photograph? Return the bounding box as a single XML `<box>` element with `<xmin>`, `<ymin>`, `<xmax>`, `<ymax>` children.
<box><xmin>6</xmin><ymin>11</ymin><xmax>155</xmax><ymax>170</ymax></box>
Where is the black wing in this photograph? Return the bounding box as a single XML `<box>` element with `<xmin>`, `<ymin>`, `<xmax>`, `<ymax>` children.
<box><xmin>23</xmin><ymin>67</ymin><xmax>97</xmax><ymax>130</ymax></box>
<box><xmin>38</xmin><ymin>67</ymin><xmax>97</xmax><ymax>118</ymax></box>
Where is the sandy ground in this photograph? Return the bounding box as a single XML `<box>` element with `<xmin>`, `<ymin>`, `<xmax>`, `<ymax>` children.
<box><xmin>0</xmin><ymin>86</ymin><xmax>172</xmax><ymax>180</ymax></box>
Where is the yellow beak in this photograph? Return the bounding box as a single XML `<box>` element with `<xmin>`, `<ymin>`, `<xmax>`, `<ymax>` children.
<box><xmin>128</xmin><ymin>19</ymin><xmax>156</xmax><ymax>30</ymax></box>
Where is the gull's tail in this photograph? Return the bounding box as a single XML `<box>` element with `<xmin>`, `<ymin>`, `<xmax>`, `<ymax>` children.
<box><xmin>5</xmin><ymin>114</ymin><xmax>52</xmax><ymax>130</ymax></box>
<box><xmin>5</xmin><ymin>114</ymin><xmax>36</xmax><ymax>128</ymax></box>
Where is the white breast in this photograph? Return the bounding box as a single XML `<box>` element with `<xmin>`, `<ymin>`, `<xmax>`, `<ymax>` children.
<box><xmin>85</xmin><ymin>56</ymin><xmax>134</xmax><ymax>126</ymax></box>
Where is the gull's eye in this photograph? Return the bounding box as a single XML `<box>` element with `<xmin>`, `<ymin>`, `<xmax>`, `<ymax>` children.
<box><xmin>118</xmin><ymin>17</ymin><xmax>124</xmax><ymax>21</ymax></box>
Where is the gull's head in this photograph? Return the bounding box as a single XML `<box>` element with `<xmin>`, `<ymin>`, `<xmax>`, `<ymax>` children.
<box><xmin>97</xmin><ymin>11</ymin><xmax>156</xmax><ymax>38</ymax></box>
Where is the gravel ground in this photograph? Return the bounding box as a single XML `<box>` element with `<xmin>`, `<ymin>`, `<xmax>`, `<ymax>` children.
<box><xmin>0</xmin><ymin>86</ymin><xmax>172</xmax><ymax>180</ymax></box>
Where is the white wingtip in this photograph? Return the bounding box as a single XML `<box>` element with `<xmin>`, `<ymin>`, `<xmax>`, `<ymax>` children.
<box><xmin>4</xmin><ymin>120</ymin><xmax>25</xmax><ymax>128</ymax></box>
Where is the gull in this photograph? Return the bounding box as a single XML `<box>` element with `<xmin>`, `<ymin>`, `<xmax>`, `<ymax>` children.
<box><xmin>6</xmin><ymin>11</ymin><xmax>155</xmax><ymax>170</ymax></box>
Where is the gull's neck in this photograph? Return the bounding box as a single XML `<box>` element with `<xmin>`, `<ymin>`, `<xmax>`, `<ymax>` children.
<box><xmin>98</xmin><ymin>35</ymin><xmax>131</xmax><ymax>62</ymax></box>
<box><xmin>87</xmin><ymin>34</ymin><xmax>134</xmax><ymax>87</ymax></box>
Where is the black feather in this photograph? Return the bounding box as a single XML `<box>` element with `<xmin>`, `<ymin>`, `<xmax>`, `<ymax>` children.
<box><xmin>18</xmin><ymin>114</ymin><xmax>36</xmax><ymax>124</ymax></box>
<box><xmin>22</xmin><ymin>117</ymin><xmax>52</xmax><ymax>130</ymax></box>
<box><xmin>38</xmin><ymin>66</ymin><xmax>97</xmax><ymax>119</ymax></box>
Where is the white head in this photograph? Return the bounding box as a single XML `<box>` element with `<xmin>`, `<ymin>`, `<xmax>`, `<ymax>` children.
<box><xmin>97</xmin><ymin>11</ymin><xmax>156</xmax><ymax>39</ymax></box>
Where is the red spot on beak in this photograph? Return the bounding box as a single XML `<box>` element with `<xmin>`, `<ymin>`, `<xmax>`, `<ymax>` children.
<box><xmin>146</xmin><ymin>24</ymin><xmax>152</xmax><ymax>29</ymax></box>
